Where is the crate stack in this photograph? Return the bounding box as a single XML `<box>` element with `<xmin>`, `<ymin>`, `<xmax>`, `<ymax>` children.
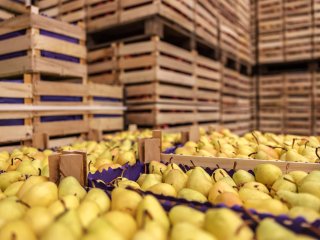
<box><xmin>0</xmin><ymin>7</ymin><xmax>89</xmax><ymax>148</ymax></box>
<box><xmin>37</xmin><ymin>0</ymin><xmax>86</xmax><ymax>25</ymax></box>
<box><xmin>0</xmin><ymin>0</ymin><xmax>27</xmax><ymax>21</ymax></box>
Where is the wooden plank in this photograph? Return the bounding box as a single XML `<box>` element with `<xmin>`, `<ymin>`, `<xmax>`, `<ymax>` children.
<box><xmin>0</xmin><ymin>82</ymin><xmax>32</xmax><ymax>98</ymax></box>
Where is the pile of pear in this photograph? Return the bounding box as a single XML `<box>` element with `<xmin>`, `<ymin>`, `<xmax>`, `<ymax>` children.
<box><xmin>175</xmin><ymin>130</ymin><xmax>320</xmax><ymax>163</ymax></box>
<box><xmin>111</xmin><ymin>161</ymin><xmax>320</xmax><ymax>223</ymax></box>
<box><xmin>63</xmin><ymin>131</ymin><xmax>180</xmax><ymax>173</ymax></box>
<box><xmin>0</xmin><ymin>147</ymin><xmax>53</xmax><ymax>176</ymax></box>
<box><xmin>0</xmin><ymin>174</ymin><xmax>314</xmax><ymax>240</ymax></box>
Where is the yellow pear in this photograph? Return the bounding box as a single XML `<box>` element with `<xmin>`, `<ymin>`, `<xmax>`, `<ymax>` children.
<box><xmin>111</xmin><ymin>188</ymin><xmax>142</xmax><ymax>216</ymax></box>
<box><xmin>171</xmin><ymin>222</ymin><xmax>216</xmax><ymax>240</ymax></box>
<box><xmin>48</xmin><ymin>195</ymin><xmax>80</xmax><ymax>217</ymax></box>
<box><xmin>17</xmin><ymin>175</ymin><xmax>47</xmax><ymax>199</ymax></box>
<box><xmin>3</xmin><ymin>180</ymin><xmax>24</xmax><ymax>196</ymax></box>
<box><xmin>24</xmin><ymin>207</ymin><xmax>54</xmax><ymax>236</ymax></box>
<box><xmin>242</xmin><ymin>181</ymin><xmax>269</xmax><ymax>194</ymax></box>
<box><xmin>169</xmin><ymin>205</ymin><xmax>205</xmax><ymax>227</ymax></box>
<box><xmin>58</xmin><ymin>176</ymin><xmax>86</xmax><ymax>200</ymax></box>
<box><xmin>0</xmin><ymin>198</ymin><xmax>28</xmax><ymax>228</ymax></box>
<box><xmin>116</xmin><ymin>151</ymin><xmax>136</xmax><ymax>166</ymax></box>
<box><xmin>288</xmin><ymin>171</ymin><xmax>307</xmax><ymax>184</ymax></box>
<box><xmin>186</xmin><ymin>167</ymin><xmax>212</xmax><ymax>197</ymax></box>
<box><xmin>0</xmin><ymin>220</ymin><xmax>37</xmax><ymax>240</ymax></box>
<box><xmin>239</xmin><ymin>188</ymin><xmax>271</xmax><ymax>202</ymax></box>
<box><xmin>104</xmin><ymin>211</ymin><xmax>137</xmax><ymax>239</ymax></box>
<box><xmin>40</xmin><ymin>221</ymin><xmax>76</xmax><ymax>240</ymax></box>
<box><xmin>147</xmin><ymin>183</ymin><xmax>177</xmax><ymax>197</ymax></box>
<box><xmin>213</xmin><ymin>192</ymin><xmax>243</xmax><ymax>207</ymax></box>
<box><xmin>177</xmin><ymin>188</ymin><xmax>207</xmax><ymax>203</ymax></box>
<box><xmin>149</xmin><ymin>161</ymin><xmax>167</xmax><ymax>176</ymax></box>
<box><xmin>83</xmin><ymin>188</ymin><xmax>110</xmax><ymax>213</ymax></box>
<box><xmin>244</xmin><ymin>199</ymin><xmax>288</xmax><ymax>215</ymax></box>
<box><xmin>115</xmin><ymin>178</ymin><xmax>141</xmax><ymax>190</ymax></box>
<box><xmin>208</xmin><ymin>181</ymin><xmax>238</xmax><ymax>204</ymax></box>
<box><xmin>57</xmin><ymin>209</ymin><xmax>83</xmax><ymax>238</ymax></box>
<box><xmin>0</xmin><ymin>171</ymin><xmax>26</xmax><ymax>191</ymax></box>
<box><xmin>140</xmin><ymin>174</ymin><xmax>162</xmax><ymax>190</ymax></box>
<box><xmin>288</xmin><ymin>206</ymin><xmax>320</xmax><ymax>223</ymax></box>
<box><xmin>77</xmin><ymin>200</ymin><xmax>100</xmax><ymax>228</ymax></box>
<box><xmin>211</xmin><ymin>168</ymin><xmax>230</xmax><ymax>183</ymax></box>
<box><xmin>270</xmin><ymin>175</ymin><xmax>297</xmax><ymax>196</ymax></box>
<box><xmin>232</xmin><ymin>170</ymin><xmax>255</xmax><ymax>186</ymax></box>
<box><xmin>136</xmin><ymin>195</ymin><xmax>169</xmax><ymax>231</ymax></box>
<box><xmin>254</xmin><ymin>164</ymin><xmax>282</xmax><ymax>188</ymax></box>
<box><xmin>20</xmin><ymin>181</ymin><xmax>58</xmax><ymax>207</ymax></box>
<box><xmin>86</xmin><ymin>217</ymin><xmax>124</xmax><ymax>240</ymax></box>
<box><xmin>163</xmin><ymin>169</ymin><xmax>187</xmax><ymax>192</ymax></box>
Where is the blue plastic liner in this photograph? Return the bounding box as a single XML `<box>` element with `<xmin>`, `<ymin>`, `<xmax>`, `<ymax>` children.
<box><xmin>0</xmin><ymin>79</ymin><xmax>23</xmax><ymax>83</ymax></box>
<box><xmin>41</xmin><ymin>50</ymin><xmax>80</xmax><ymax>63</ymax></box>
<box><xmin>0</xmin><ymin>51</ymin><xmax>27</xmax><ymax>61</ymax></box>
<box><xmin>93</xmin><ymin>114</ymin><xmax>122</xmax><ymax>118</ymax></box>
<box><xmin>93</xmin><ymin>97</ymin><xmax>121</xmax><ymax>103</ymax></box>
<box><xmin>40</xmin><ymin>96</ymin><xmax>83</xmax><ymax>102</ymax></box>
<box><xmin>40</xmin><ymin>115</ymin><xmax>83</xmax><ymax>122</ymax></box>
<box><xmin>40</xmin><ymin>29</ymin><xmax>79</xmax><ymax>44</ymax></box>
<box><xmin>0</xmin><ymin>119</ymin><xmax>24</xmax><ymax>126</ymax></box>
<box><xmin>0</xmin><ymin>30</ymin><xmax>26</xmax><ymax>41</ymax></box>
<box><xmin>0</xmin><ymin>98</ymin><xmax>24</xmax><ymax>104</ymax></box>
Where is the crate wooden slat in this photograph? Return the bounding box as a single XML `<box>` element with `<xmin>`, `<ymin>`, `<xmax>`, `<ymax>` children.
<box><xmin>219</xmin><ymin>21</ymin><xmax>239</xmax><ymax>56</ymax></box>
<box><xmin>0</xmin><ymin>0</ymin><xmax>27</xmax><ymax>14</ymax></box>
<box><xmin>259</xmin><ymin>107</ymin><xmax>284</xmax><ymax>134</ymax></box>
<box><xmin>127</xmin><ymin>103</ymin><xmax>196</xmax><ymax>126</ymax></box>
<box><xmin>86</xmin><ymin>0</ymin><xmax>119</xmax><ymax>32</ymax></box>
<box><xmin>0</xmin><ymin>11</ymin><xmax>87</xmax><ymax>78</ymax></box>
<box><xmin>88</xmin><ymin>83</ymin><xmax>124</xmax><ymax>132</ymax></box>
<box><xmin>120</xmin><ymin>0</ymin><xmax>195</xmax><ymax>32</ymax></box>
<box><xmin>194</xmin><ymin>0</ymin><xmax>218</xmax><ymax>46</ymax></box>
<box><xmin>259</xmin><ymin>74</ymin><xmax>285</xmax><ymax>107</ymax></box>
<box><xmin>0</xmin><ymin>73</ymin><xmax>33</xmax><ymax>144</ymax></box>
<box><xmin>88</xmin><ymin>44</ymin><xmax>118</xmax><ymax>85</ymax></box>
<box><xmin>119</xmin><ymin>38</ymin><xmax>194</xmax><ymax>86</ymax></box>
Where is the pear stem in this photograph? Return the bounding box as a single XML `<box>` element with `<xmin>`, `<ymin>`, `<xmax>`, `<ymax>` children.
<box><xmin>248</xmin><ymin>152</ymin><xmax>257</xmax><ymax>157</ymax></box>
<box><xmin>232</xmin><ymin>161</ymin><xmax>237</xmax><ymax>171</ymax></box>
<box><xmin>38</xmin><ymin>168</ymin><xmax>41</xmax><ymax>176</ymax></box>
<box><xmin>316</xmin><ymin>147</ymin><xmax>320</xmax><ymax>160</ymax></box>
<box><xmin>291</xmin><ymin>138</ymin><xmax>296</xmax><ymax>149</ymax></box>
<box><xmin>190</xmin><ymin>160</ymin><xmax>196</xmax><ymax>168</ymax></box>
<box><xmin>251</xmin><ymin>132</ymin><xmax>259</xmax><ymax>145</ymax></box>
<box><xmin>217</xmin><ymin>140</ymin><xmax>222</xmax><ymax>153</ymax></box>
<box><xmin>304</xmin><ymin>141</ymin><xmax>309</xmax><ymax>149</ymax></box>
<box><xmin>16</xmin><ymin>200</ymin><xmax>30</xmax><ymax>208</ymax></box>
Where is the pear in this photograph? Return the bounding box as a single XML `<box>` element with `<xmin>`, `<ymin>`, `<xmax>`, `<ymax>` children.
<box><xmin>208</xmin><ymin>181</ymin><xmax>238</xmax><ymax>203</ymax></box>
<box><xmin>147</xmin><ymin>183</ymin><xmax>177</xmax><ymax>197</ymax></box>
<box><xmin>40</xmin><ymin>221</ymin><xmax>76</xmax><ymax>240</ymax></box>
<box><xmin>20</xmin><ymin>181</ymin><xmax>58</xmax><ymax>207</ymax></box>
<box><xmin>270</xmin><ymin>175</ymin><xmax>297</xmax><ymax>196</ymax></box>
<box><xmin>239</xmin><ymin>188</ymin><xmax>271</xmax><ymax>202</ymax></box>
<box><xmin>115</xmin><ymin>178</ymin><xmax>141</xmax><ymax>189</ymax></box>
<box><xmin>117</xmin><ymin>151</ymin><xmax>136</xmax><ymax>166</ymax></box>
<box><xmin>164</xmin><ymin>169</ymin><xmax>187</xmax><ymax>192</ymax></box>
<box><xmin>204</xmin><ymin>208</ymin><xmax>254</xmax><ymax>240</ymax></box>
<box><xmin>136</xmin><ymin>195</ymin><xmax>169</xmax><ymax>231</ymax></box>
<box><xmin>77</xmin><ymin>200</ymin><xmax>100</xmax><ymax>228</ymax></box>
<box><xmin>57</xmin><ymin>209</ymin><xmax>83</xmax><ymax>238</ymax></box>
<box><xmin>171</xmin><ymin>222</ymin><xmax>216</xmax><ymax>240</ymax></box>
<box><xmin>217</xmin><ymin>177</ymin><xmax>237</xmax><ymax>188</ymax></box>
<box><xmin>298</xmin><ymin>171</ymin><xmax>320</xmax><ymax>186</ymax></box>
<box><xmin>162</xmin><ymin>163</ymin><xmax>184</xmax><ymax>179</ymax></box>
<box><xmin>285</xmin><ymin>149</ymin><xmax>309</xmax><ymax>162</ymax></box>
<box><xmin>132</xmin><ymin>230</ymin><xmax>154</xmax><ymax>240</ymax></box>
<box><xmin>211</xmin><ymin>168</ymin><xmax>230</xmax><ymax>182</ymax></box>
<box><xmin>104</xmin><ymin>211</ymin><xmax>137</xmax><ymax>239</ymax></box>
<box><xmin>256</xmin><ymin>219</ymin><xmax>297</xmax><ymax>240</ymax></box>
<box><xmin>24</xmin><ymin>207</ymin><xmax>54</xmax><ymax>236</ymax></box>
<box><xmin>16</xmin><ymin>159</ymin><xmax>39</xmax><ymax>176</ymax></box>
<box><xmin>111</xmin><ymin>188</ymin><xmax>142</xmax><ymax>216</ymax></box>
<box><xmin>149</xmin><ymin>161</ymin><xmax>167</xmax><ymax>176</ymax></box>
<box><xmin>299</xmin><ymin>181</ymin><xmax>320</xmax><ymax>199</ymax></box>
<box><xmin>257</xmin><ymin>144</ymin><xmax>279</xmax><ymax>159</ymax></box>
<box><xmin>213</xmin><ymin>192</ymin><xmax>243</xmax><ymax>207</ymax></box>
<box><xmin>242</xmin><ymin>181</ymin><xmax>269</xmax><ymax>194</ymax></box>
<box><xmin>254</xmin><ymin>164</ymin><xmax>282</xmax><ymax>188</ymax></box>
<box><xmin>58</xmin><ymin>176</ymin><xmax>86</xmax><ymax>200</ymax></box>
<box><xmin>142</xmin><ymin>221</ymin><xmax>167</xmax><ymax>240</ymax></box>
<box><xmin>0</xmin><ymin>171</ymin><xmax>26</xmax><ymax>191</ymax></box>
<box><xmin>288</xmin><ymin>206</ymin><xmax>320</xmax><ymax>223</ymax></box>
<box><xmin>48</xmin><ymin>195</ymin><xmax>80</xmax><ymax>217</ymax></box>
<box><xmin>232</xmin><ymin>170</ymin><xmax>255</xmax><ymax>186</ymax></box>
<box><xmin>178</xmin><ymin>188</ymin><xmax>207</xmax><ymax>203</ymax></box>
<box><xmin>186</xmin><ymin>167</ymin><xmax>212</xmax><ymax>197</ymax></box>
<box><xmin>94</xmin><ymin>157</ymin><xmax>113</xmax><ymax>168</ymax></box>
<box><xmin>0</xmin><ymin>220</ymin><xmax>37</xmax><ymax>240</ymax></box>
<box><xmin>0</xmin><ymin>199</ymin><xmax>28</xmax><ymax>228</ymax></box>
<box><xmin>244</xmin><ymin>199</ymin><xmax>288</xmax><ymax>215</ymax></box>
<box><xmin>83</xmin><ymin>188</ymin><xmax>110</xmax><ymax>213</ymax></box>
<box><xmin>17</xmin><ymin>175</ymin><xmax>47</xmax><ymax>198</ymax></box>
<box><xmin>86</xmin><ymin>217</ymin><xmax>125</xmax><ymax>240</ymax></box>
<box><xmin>276</xmin><ymin>190</ymin><xmax>320</xmax><ymax>211</ymax></box>
<box><xmin>288</xmin><ymin>171</ymin><xmax>308</xmax><ymax>184</ymax></box>
<box><xmin>169</xmin><ymin>205</ymin><xmax>205</xmax><ymax>227</ymax></box>
<box><xmin>3</xmin><ymin>180</ymin><xmax>24</xmax><ymax>196</ymax></box>
<box><xmin>140</xmin><ymin>174</ymin><xmax>162</xmax><ymax>190</ymax></box>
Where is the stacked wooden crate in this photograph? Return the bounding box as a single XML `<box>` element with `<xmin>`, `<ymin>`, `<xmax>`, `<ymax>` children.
<box><xmin>314</xmin><ymin>70</ymin><xmax>320</xmax><ymax>135</ymax></box>
<box><xmin>313</xmin><ymin>0</ymin><xmax>320</xmax><ymax>58</ymax></box>
<box><xmin>37</xmin><ymin>0</ymin><xmax>86</xmax><ymax>25</ymax></box>
<box><xmin>0</xmin><ymin>7</ymin><xmax>88</xmax><ymax>147</ymax></box>
<box><xmin>257</xmin><ymin>0</ymin><xmax>284</xmax><ymax>64</ymax></box>
<box><xmin>284</xmin><ymin>0</ymin><xmax>313</xmax><ymax>61</ymax></box>
<box><xmin>0</xmin><ymin>0</ymin><xmax>27</xmax><ymax>21</ymax></box>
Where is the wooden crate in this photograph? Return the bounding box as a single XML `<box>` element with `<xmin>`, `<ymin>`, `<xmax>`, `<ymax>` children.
<box><xmin>88</xmin><ymin>83</ymin><xmax>124</xmax><ymax>133</ymax></box>
<box><xmin>0</xmin><ymin>0</ymin><xmax>27</xmax><ymax>14</ymax></box>
<box><xmin>313</xmin><ymin>0</ymin><xmax>320</xmax><ymax>58</ymax></box>
<box><xmin>196</xmin><ymin>106</ymin><xmax>219</xmax><ymax>125</ymax></box>
<box><xmin>221</xmin><ymin>67</ymin><xmax>238</xmax><ymax>107</ymax></box>
<box><xmin>119</xmin><ymin>37</ymin><xmax>194</xmax><ymax>86</ymax></box>
<box><xmin>259</xmin><ymin>107</ymin><xmax>284</xmax><ymax>134</ymax></box>
<box><xmin>194</xmin><ymin>54</ymin><xmax>220</xmax><ymax>107</ymax></box>
<box><xmin>88</xmin><ymin>44</ymin><xmax>118</xmax><ymax>85</ymax></box>
<box><xmin>219</xmin><ymin>21</ymin><xmax>239</xmax><ymax>56</ymax></box>
<box><xmin>194</xmin><ymin>0</ymin><xmax>218</xmax><ymax>46</ymax></box>
<box><xmin>0</xmin><ymin>8</ymin><xmax>87</xmax><ymax>78</ymax></box>
<box><xmin>86</xmin><ymin>0</ymin><xmax>119</xmax><ymax>32</ymax></box>
<box><xmin>217</xmin><ymin>0</ymin><xmax>237</xmax><ymax>25</ymax></box>
<box><xmin>259</xmin><ymin>73</ymin><xmax>285</xmax><ymax>107</ymax></box>
<box><xmin>284</xmin><ymin>0</ymin><xmax>313</xmax><ymax>61</ymax></box>
<box><xmin>0</xmin><ymin>7</ymin><xmax>15</xmax><ymax>21</ymax></box>
<box><xmin>126</xmin><ymin>103</ymin><xmax>196</xmax><ymax>127</ymax></box>
<box><xmin>32</xmin><ymin>74</ymin><xmax>89</xmax><ymax>140</ymax></box>
<box><xmin>0</xmin><ymin>73</ymin><xmax>33</xmax><ymax>144</ymax></box>
<box><xmin>250</xmin><ymin>0</ymin><xmax>257</xmax><ymax>64</ymax></box>
<box><xmin>120</xmin><ymin>0</ymin><xmax>195</xmax><ymax>32</ymax></box>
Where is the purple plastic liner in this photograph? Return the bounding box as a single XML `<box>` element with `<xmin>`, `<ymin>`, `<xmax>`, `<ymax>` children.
<box><xmin>0</xmin><ymin>98</ymin><xmax>24</xmax><ymax>104</ymax></box>
<box><xmin>0</xmin><ymin>51</ymin><xmax>27</xmax><ymax>61</ymax></box>
<box><xmin>93</xmin><ymin>114</ymin><xmax>122</xmax><ymax>118</ymax></box>
<box><xmin>40</xmin><ymin>115</ymin><xmax>83</xmax><ymax>122</ymax></box>
<box><xmin>163</xmin><ymin>144</ymin><xmax>182</xmax><ymax>154</ymax></box>
<box><xmin>0</xmin><ymin>119</ymin><xmax>24</xmax><ymax>126</ymax></box>
<box><xmin>40</xmin><ymin>96</ymin><xmax>83</xmax><ymax>102</ymax></box>
<box><xmin>41</xmin><ymin>50</ymin><xmax>80</xmax><ymax>63</ymax></box>
<box><xmin>93</xmin><ymin>97</ymin><xmax>121</xmax><ymax>102</ymax></box>
<box><xmin>0</xmin><ymin>30</ymin><xmax>26</xmax><ymax>41</ymax></box>
<box><xmin>88</xmin><ymin>161</ymin><xmax>320</xmax><ymax>238</ymax></box>
<box><xmin>40</xmin><ymin>30</ymin><xmax>79</xmax><ymax>44</ymax></box>
<box><xmin>0</xmin><ymin>79</ymin><xmax>23</xmax><ymax>83</ymax></box>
